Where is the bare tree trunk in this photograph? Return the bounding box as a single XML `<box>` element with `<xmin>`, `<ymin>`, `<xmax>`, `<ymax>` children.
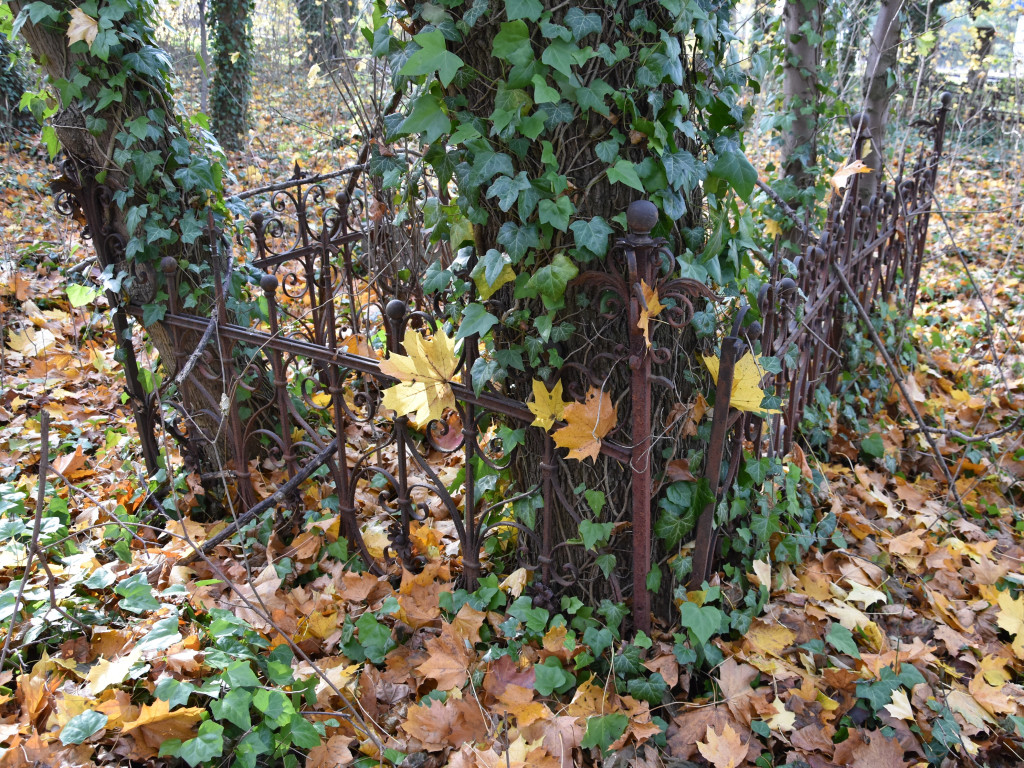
<box><xmin>781</xmin><ymin>0</ymin><xmax>823</xmax><ymax>202</ymax></box>
<box><xmin>860</xmin><ymin>0</ymin><xmax>903</xmax><ymax>200</ymax></box>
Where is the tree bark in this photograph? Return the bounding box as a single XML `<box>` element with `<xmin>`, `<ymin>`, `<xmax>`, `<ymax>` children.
<box><xmin>860</xmin><ymin>0</ymin><xmax>903</xmax><ymax>200</ymax></box>
<box><xmin>780</xmin><ymin>0</ymin><xmax>823</xmax><ymax>216</ymax></box>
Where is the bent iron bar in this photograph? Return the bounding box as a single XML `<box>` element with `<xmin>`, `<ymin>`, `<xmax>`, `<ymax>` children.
<box><xmin>55</xmin><ymin>92</ymin><xmax>950</xmax><ymax>633</ymax></box>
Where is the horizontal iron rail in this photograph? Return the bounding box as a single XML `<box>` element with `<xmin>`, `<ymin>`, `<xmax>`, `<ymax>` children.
<box><xmin>138</xmin><ymin>306</ymin><xmax>635</xmax><ymax>465</ymax></box>
<box><xmin>232</xmin><ymin>164</ymin><xmax>365</xmax><ymax>201</ymax></box>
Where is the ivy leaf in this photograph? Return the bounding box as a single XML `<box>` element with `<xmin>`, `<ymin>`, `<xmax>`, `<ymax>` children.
<box><xmin>505</xmin><ymin>0</ymin><xmax>543</xmax><ymax>21</ymax></box>
<box><xmin>379</xmin><ymin>328</ymin><xmax>461</xmax><ymax>424</ymax></box>
<box><xmin>679</xmin><ymin>602</ymin><xmax>721</xmax><ymax>647</ymax></box>
<box><xmin>581</xmin><ymin>714</ymin><xmax>628</xmax><ymax>752</ymax></box>
<box><xmin>708</xmin><ymin>145</ymin><xmax>757</xmax><ymax>201</ymax></box>
<box><xmin>497</xmin><ymin>221</ymin><xmax>539</xmax><ymax>262</ymax></box>
<box><xmin>210</xmin><ymin>688</ymin><xmax>252</xmax><ymax>731</ymax></box>
<box><xmin>663</xmin><ymin>150</ymin><xmax>705</xmax><ymax>194</ymax></box>
<box><xmin>627</xmin><ymin>672</ymin><xmax>667</xmax><ymax>705</ymax></box>
<box><xmin>486</xmin><ymin>172</ymin><xmax>532</xmax><ymax>212</ymax></box>
<box><xmin>492</xmin><ymin>20</ymin><xmax>533</xmax><ymax>66</ymax></box>
<box><xmin>570</xmin><ymin>216</ymin><xmax>614</xmax><ymax>258</ymax></box>
<box><xmin>531</xmin><ymin>75</ymin><xmax>560</xmax><ymax>104</ymax></box>
<box><xmin>66</xmin><ymin>8</ymin><xmax>99</xmax><ymax>46</ymax></box>
<box><xmin>471</xmin><ymin>249</ymin><xmax>516</xmax><ymax>299</ymax></box>
<box><xmin>607</xmin><ymin>160</ymin><xmax>645</xmax><ymax>192</ymax></box>
<box><xmin>178</xmin><ymin>721</ymin><xmax>224</xmax><ymax>768</ymax></box>
<box><xmin>565</xmin><ymin>7</ymin><xmax>602</xmax><ymax>38</ymax></box>
<box><xmin>541</xmin><ymin>39</ymin><xmax>590</xmax><ymax>77</ymax></box>
<box><xmin>456</xmin><ymin>304</ymin><xmax>499</xmax><ymax>341</ymax></box>
<box><xmin>533</xmin><ymin>657</ymin><xmax>575</xmax><ymax>696</ymax></box>
<box><xmin>579</xmin><ymin>519</ymin><xmax>613</xmax><ymax>551</ymax></box>
<box><xmin>66</xmin><ymin>284</ymin><xmax>100</xmax><ymax>308</ymax></box>
<box><xmin>538</xmin><ymin>196</ymin><xmax>573</xmax><ymax>232</ymax></box>
<box><xmin>399</xmin><ymin>94</ymin><xmax>451</xmax><ymax>144</ymax></box>
<box><xmin>114</xmin><ymin>573</ymin><xmax>160</xmax><ymax>613</ymax></box>
<box><xmin>399</xmin><ymin>30</ymin><xmax>464</xmax><ymax>87</ymax></box>
<box><xmin>60</xmin><ymin>710</ymin><xmax>108</xmax><ymax>745</ymax></box>
<box><xmin>524</xmin><ymin>252</ymin><xmax>578</xmax><ymax>309</ymax></box>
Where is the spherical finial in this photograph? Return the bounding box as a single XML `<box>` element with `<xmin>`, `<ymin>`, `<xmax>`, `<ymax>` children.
<box><xmin>335</xmin><ymin>190</ymin><xmax>349</xmax><ymax>206</ymax></box>
<box><xmin>259</xmin><ymin>273</ymin><xmax>279</xmax><ymax>293</ymax></box>
<box><xmin>626</xmin><ymin>200</ymin><xmax>658</xmax><ymax>235</ymax></box>
<box><xmin>251</xmin><ymin>211</ymin><xmax>264</xmax><ymax>227</ymax></box>
<box><xmin>160</xmin><ymin>256</ymin><xmax>178</xmax><ymax>274</ymax></box>
<box><xmin>385</xmin><ymin>298</ymin><xmax>407</xmax><ymax>321</ymax></box>
<box><xmin>940</xmin><ymin>91</ymin><xmax>953</xmax><ymax>107</ymax></box>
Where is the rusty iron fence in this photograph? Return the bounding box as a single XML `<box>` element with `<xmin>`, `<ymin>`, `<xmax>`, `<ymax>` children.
<box><xmin>53</xmin><ymin>93</ymin><xmax>950</xmax><ymax>634</ymax></box>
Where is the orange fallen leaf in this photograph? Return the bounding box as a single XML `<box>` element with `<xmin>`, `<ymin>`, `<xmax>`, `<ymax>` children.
<box><xmin>552</xmin><ymin>387</ymin><xmax>617</xmax><ymax>462</ymax></box>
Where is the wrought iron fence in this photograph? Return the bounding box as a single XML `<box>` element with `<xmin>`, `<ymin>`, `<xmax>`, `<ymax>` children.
<box><xmin>53</xmin><ymin>93</ymin><xmax>951</xmax><ymax>634</ymax></box>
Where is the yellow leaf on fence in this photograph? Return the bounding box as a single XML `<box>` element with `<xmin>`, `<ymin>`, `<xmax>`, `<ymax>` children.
<box><xmin>703</xmin><ymin>353</ymin><xmax>780</xmax><ymax>414</ymax></box>
<box><xmin>552</xmin><ymin>387</ymin><xmax>617</xmax><ymax>462</ymax></box>
<box><xmin>830</xmin><ymin>159</ymin><xmax>873</xmax><ymax>191</ymax></box>
<box><xmin>638</xmin><ymin>280</ymin><xmax>665</xmax><ymax>349</ymax></box>
<box><xmin>527</xmin><ymin>378</ymin><xmax>566</xmax><ymax>430</ymax></box>
<box><xmin>379</xmin><ymin>328</ymin><xmax>460</xmax><ymax>425</ymax></box>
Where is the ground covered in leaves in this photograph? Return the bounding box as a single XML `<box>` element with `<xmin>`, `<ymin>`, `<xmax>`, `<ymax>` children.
<box><xmin>2</xmin><ymin>69</ymin><xmax>1024</xmax><ymax>768</ymax></box>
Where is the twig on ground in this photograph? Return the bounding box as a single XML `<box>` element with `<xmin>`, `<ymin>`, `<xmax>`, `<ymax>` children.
<box><xmin>176</xmin><ymin>438</ymin><xmax>339</xmax><ymax>567</ymax></box>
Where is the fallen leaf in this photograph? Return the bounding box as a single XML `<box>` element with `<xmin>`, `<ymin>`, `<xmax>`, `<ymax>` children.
<box><xmin>637</xmin><ymin>280</ymin><xmax>664</xmax><ymax>349</ymax></box>
<box><xmin>703</xmin><ymin>353</ymin><xmax>780</xmax><ymax>414</ymax></box>
<box><xmin>830</xmin><ymin>159</ymin><xmax>873</xmax><ymax>191</ymax></box>
<box><xmin>66</xmin><ymin>9</ymin><xmax>99</xmax><ymax>46</ymax></box>
<box><xmin>379</xmin><ymin>328</ymin><xmax>460</xmax><ymax>425</ymax></box>
<box><xmin>696</xmin><ymin>722</ymin><xmax>747</xmax><ymax>768</ymax></box>
<box><xmin>528</xmin><ymin>379</ymin><xmax>566</xmax><ymax>431</ymax></box>
<box><xmin>552</xmin><ymin>387</ymin><xmax>617</xmax><ymax>462</ymax></box>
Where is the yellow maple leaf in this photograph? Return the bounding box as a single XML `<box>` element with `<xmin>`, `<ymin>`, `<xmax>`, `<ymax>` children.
<box><xmin>764</xmin><ymin>218</ymin><xmax>783</xmax><ymax>238</ymax></box>
<box><xmin>379</xmin><ymin>328</ymin><xmax>459</xmax><ymax>425</ymax></box>
<box><xmin>552</xmin><ymin>387</ymin><xmax>617</xmax><ymax>462</ymax></box>
<box><xmin>830</xmin><ymin>159</ymin><xmax>873</xmax><ymax>191</ymax></box>
<box><xmin>702</xmin><ymin>353</ymin><xmax>780</xmax><ymax>414</ymax></box>
<box><xmin>66</xmin><ymin>9</ymin><xmax>99</xmax><ymax>46</ymax></box>
<box><xmin>697</xmin><ymin>723</ymin><xmax>747</xmax><ymax>768</ymax></box>
<box><xmin>996</xmin><ymin>590</ymin><xmax>1024</xmax><ymax>658</ymax></box>
<box><xmin>527</xmin><ymin>378</ymin><xmax>566</xmax><ymax>430</ymax></box>
<box><xmin>637</xmin><ymin>280</ymin><xmax>665</xmax><ymax>349</ymax></box>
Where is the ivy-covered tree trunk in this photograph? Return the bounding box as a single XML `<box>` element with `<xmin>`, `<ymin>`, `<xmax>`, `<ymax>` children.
<box><xmin>0</xmin><ymin>35</ymin><xmax>35</xmax><ymax>138</ymax></box>
<box><xmin>7</xmin><ymin>0</ymin><xmax>240</xmax><ymax>476</ymax></box>
<box><xmin>860</xmin><ymin>0</ymin><xmax>902</xmax><ymax>200</ymax></box>
<box><xmin>376</xmin><ymin>0</ymin><xmax>753</xmax><ymax>617</ymax></box>
<box><xmin>210</xmin><ymin>0</ymin><xmax>253</xmax><ymax>151</ymax></box>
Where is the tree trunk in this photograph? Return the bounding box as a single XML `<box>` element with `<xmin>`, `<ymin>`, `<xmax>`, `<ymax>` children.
<box><xmin>780</xmin><ymin>0</ymin><xmax>823</xmax><ymax>216</ymax></box>
<box><xmin>440</xmin><ymin>4</ymin><xmax>712</xmax><ymax>615</ymax></box>
<box><xmin>293</xmin><ymin>0</ymin><xmax>351</xmax><ymax>66</ymax></box>
<box><xmin>210</xmin><ymin>0</ymin><xmax>254</xmax><ymax>151</ymax></box>
<box><xmin>10</xmin><ymin>0</ymin><xmax>244</xmax><ymax>482</ymax></box>
<box><xmin>859</xmin><ymin>0</ymin><xmax>902</xmax><ymax>200</ymax></box>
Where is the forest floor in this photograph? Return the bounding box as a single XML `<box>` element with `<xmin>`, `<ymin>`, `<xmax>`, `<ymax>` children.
<box><xmin>1</xmin><ymin>67</ymin><xmax>1024</xmax><ymax>768</ymax></box>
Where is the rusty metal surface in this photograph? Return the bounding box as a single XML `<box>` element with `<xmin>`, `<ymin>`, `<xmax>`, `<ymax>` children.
<box><xmin>53</xmin><ymin>93</ymin><xmax>950</xmax><ymax>632</ymax></box>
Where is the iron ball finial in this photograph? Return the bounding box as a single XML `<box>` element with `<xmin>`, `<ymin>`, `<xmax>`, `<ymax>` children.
<box><xmin>260</xmin><ymin>273</ymin><xmax>279</xmax><ymax>294</ymax></box>
<box><xmin>626</xmin><ymin>200</ymin><xmax>659</xmax><ymax>235</ymax></box>
<box><xmin>160</xmin><ymin>256</ymin><xmax>178</xmax><ymax>274</ymax></box>
<box><xmin>385</xmin><ymin>298</ymin><xmax>408</xmax><ymax>321</ymax></box>
<box><xmin>940</xmin><ymin>91</ymin><xmax>953</xmax><ymax>107</ymax></box>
